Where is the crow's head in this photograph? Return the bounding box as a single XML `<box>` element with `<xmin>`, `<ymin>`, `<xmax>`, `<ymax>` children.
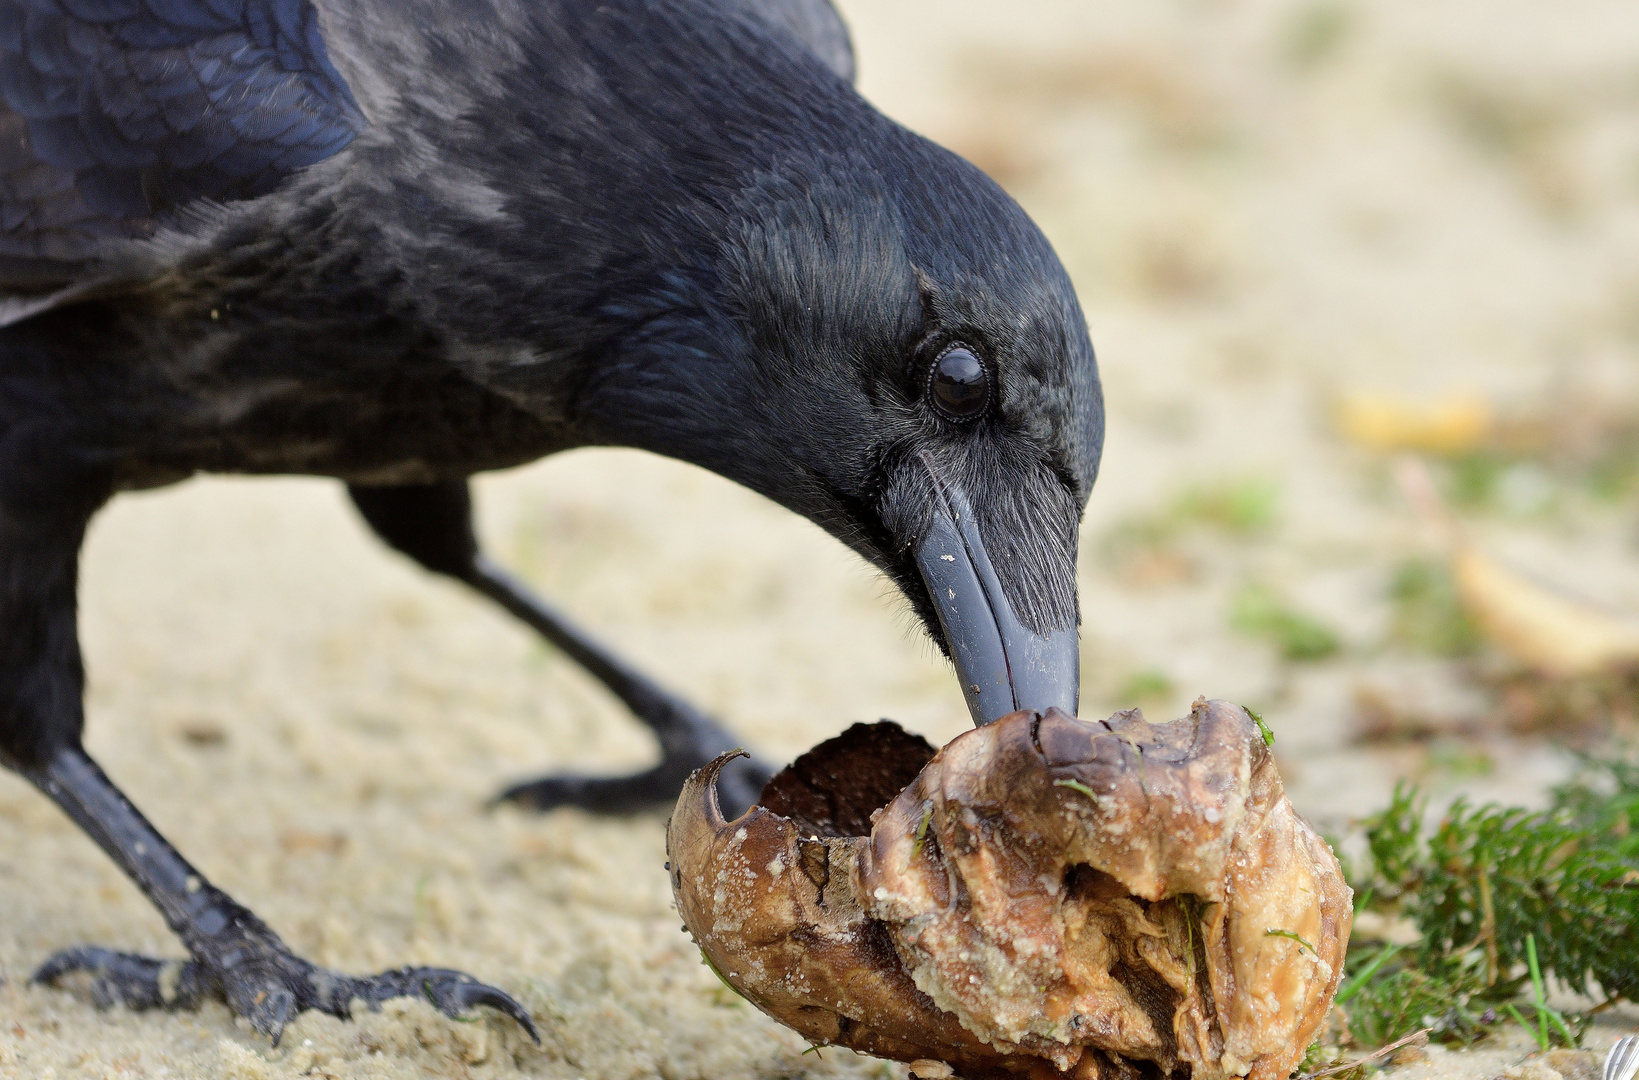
<box><xmin>575</xmin><ymin>115</ymin><xmax>1102</xmax><ymax>724</ymax></box>
<box><xmin>546</xmin><ymin>8</ymin><xmax>1101</xmax><ymax>725</ymax></box>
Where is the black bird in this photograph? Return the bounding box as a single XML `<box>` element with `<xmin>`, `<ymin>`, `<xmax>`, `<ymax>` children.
<box><xmin>0</xmin><ymin>0</ymin><xmax>1102</xmax><ymax>1046</ymax></box>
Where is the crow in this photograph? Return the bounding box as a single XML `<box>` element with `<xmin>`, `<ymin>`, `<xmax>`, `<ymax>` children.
<box><xmin>0</xmin><ymin>0</ymin><xmax>1103</xmax><ymax>1046</ymax></box>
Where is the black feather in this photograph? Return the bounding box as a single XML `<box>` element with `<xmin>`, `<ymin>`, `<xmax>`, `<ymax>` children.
<box><xmin>0</xmin><ymin>0</ymin><xmax>362</xmax><ymax>284</ymax></box>
<box><xmin>0</xmin><ymin>0</ymin><xmax>1101</xmax><ymax>662</ymax></box>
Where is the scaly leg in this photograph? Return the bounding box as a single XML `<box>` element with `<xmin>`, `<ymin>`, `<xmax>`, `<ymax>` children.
<box><xmin>26</xmin><ymin>750</ymin><xmax>536</xmax><ymax>1044</ymax></box>
<box><xmin>4</xmin><ymin>439</ymin><xmax>534</xmax><ymax>1044</ymax></box>
<box><xmin>348</xmin><ymin>481</ymin><xmax>772</xmax><ymax>815</ymax></box>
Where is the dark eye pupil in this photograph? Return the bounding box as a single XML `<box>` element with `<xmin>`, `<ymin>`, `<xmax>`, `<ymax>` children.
<box><xmin>930</xmin><ymin>347</ymin><xmax>989</xmax><ymax>418</ymax></box>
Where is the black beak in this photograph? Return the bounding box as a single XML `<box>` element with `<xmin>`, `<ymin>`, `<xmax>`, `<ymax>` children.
<box><xmin>911</xmin><ymin>461</ymin><xmax>1079</xmax><ymax>726</ymax></box>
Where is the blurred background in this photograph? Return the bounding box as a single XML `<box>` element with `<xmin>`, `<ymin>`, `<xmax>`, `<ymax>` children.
<box><xmin>845</xmin><ymin>0</ymin><xmax>1639</xmax><ymax>822</ymax></box>
<box><xmin>3</xmin><ymin>0</ymin><xmax>1638</xmax><ymax>1075</ymax></box>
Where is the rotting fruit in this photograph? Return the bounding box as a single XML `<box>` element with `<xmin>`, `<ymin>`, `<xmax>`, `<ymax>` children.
<box><xmin>667</xmin><ymin>700</ymin><xmax>1352</xmax><ymax>1080</ymax></box>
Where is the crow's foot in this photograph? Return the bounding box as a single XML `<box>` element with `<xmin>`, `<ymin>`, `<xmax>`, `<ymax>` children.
<box><xmin>33</xmin><ymin>942</ymin><xmax>538</xmax><ymax>1046</ymax></box>
<box><xmin>25</xmin><ymin>749</ymin><xmax>539</xmax><ymax>1047</ymax></box>
<box><xmin>496</xmin><ymin>748</ymin><xmax>773</xmax><ymax>817</ymax></box>
<box><xmin>457</xmin><ymin>553</ymin><xmax>773</xmax><ymax>816</ymax></box>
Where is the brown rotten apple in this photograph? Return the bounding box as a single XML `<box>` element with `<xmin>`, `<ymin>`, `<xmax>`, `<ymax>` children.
<box><xmin>667</xmin><ymin>700</ymin><xmax>1351</xmax><ymax>1080</ymax></box>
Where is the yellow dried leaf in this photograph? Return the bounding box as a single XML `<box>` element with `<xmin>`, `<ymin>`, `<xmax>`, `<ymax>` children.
<box><xmin>1336</xmin><ymin>393</ymin><xmax>1491</xmax><ymax>454</ymax></box>
<box><xmin>1453</xmin><ymin>545</ymin><xmax>1639</xmax><ymax>676</ymax></box>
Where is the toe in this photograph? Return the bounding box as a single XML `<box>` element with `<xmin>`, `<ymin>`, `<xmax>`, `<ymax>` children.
<box><xmin>30</xmin><ymin>945</ymin><xmax>114</xmax><ymax>987</ymax></box>
<box><xmin>494</xmin><ymin>767</ymin><xmax>678</xmax><ymax>814</ymax></box>
<box><xmin>493</xmin><ymin>752</ymin><xmax>775</xmax><ymax>816</ymax></box>
<box><xmin>31</xmin><ymin>947</ymin><xmax>206</xmax><ymax>1011</ymax></box>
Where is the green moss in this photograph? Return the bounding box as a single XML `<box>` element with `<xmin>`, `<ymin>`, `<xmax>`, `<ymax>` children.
<box><xmin>1053</xmin><ymin>778</ymin><xmax>1099</xmax><ymax>800</ymax></box>
<box><xmin>1265</xmin><ymin>928</ymin><xmax>1317</xmax><ymax>954</ymax></box>
<box><xmin>1118</xmin><ymin>669</ymin><xmax>1174</xmax><ymax>703</ymax></box>
<box><xmin>1388</xmin><ymin>558</ymin><xmax>1481</xmax><ymax>658</ymax></box>
<box><xmin>1245</xmin><ymin>706</ymin><xmax>1276</xmax><ymax>746</ymax></box>
<box><xmin>1230</xmin><ymin>583</ymin><xmax>1341</xmax><ymax>661</ymax></box>
<box><xmin>1284</xmin><ymin>1</ymin><xmax>1353</xmax><ymax>70</ymax></box>
<box><xmin>1100</xmin><ymin>476</ymin><xmax>1280</xmax><ymax>581</ymax></box>
<box><xmin>1172</xmin><ymin>476</ymin><xmax>1280</xmax><ymax>534</ymax></box>
<box><xmin>911</xmin><ymin>804</ymin><xmax>934</xmax><ymax>858</ymax></box>
<box><xmin>1586</xmin><ymin>432</ymin><xmax>1639</xmax><ymax>500</ymax></box>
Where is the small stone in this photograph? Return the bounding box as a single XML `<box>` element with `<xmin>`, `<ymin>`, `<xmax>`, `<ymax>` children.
<box><xmin>1390</xmin><ymin>1045</ymin><xmax>1428</xmax><ymax>1066</ymax></box>
<box><xmin>1542</xmin><ymin>1050</ymin><xmax>1601</xmax><ymax>1080</ymax></box>
<box><xmin>1503</xmin><ymin>1064</ymin><xmax>1564</xmax><ymax>1080</ymax></box>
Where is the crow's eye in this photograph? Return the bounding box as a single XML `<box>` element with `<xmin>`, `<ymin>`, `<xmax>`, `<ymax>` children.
<box><xmin>927</xmin><ymin>345</ymin><xmax>990</xmax><ymax>420</ymax></box>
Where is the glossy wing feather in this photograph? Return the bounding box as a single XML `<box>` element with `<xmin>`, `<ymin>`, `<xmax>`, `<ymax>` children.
<box><xmin>0</xmin><ymin>0</ymin><xmax>362</xmax><ymax>289</ymax></box>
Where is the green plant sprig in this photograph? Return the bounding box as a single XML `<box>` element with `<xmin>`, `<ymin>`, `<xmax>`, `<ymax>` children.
<box><xmin>1331</xmin><ymin>757</ymin><xmax>1638</xmax><ymax>1049</ymax></box>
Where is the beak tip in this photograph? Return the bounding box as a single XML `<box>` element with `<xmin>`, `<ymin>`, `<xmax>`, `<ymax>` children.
<box><xmin>914</xmin><ymin>500</ymin><xmax>1079</xmax><ymax>728</ymax></box>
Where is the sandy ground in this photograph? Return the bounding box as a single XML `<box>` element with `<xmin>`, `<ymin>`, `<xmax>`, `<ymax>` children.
<box><xmin>4</xmin><ymin>0</ymin><xmax>1639</xmax><ymax>1077</ymax></box>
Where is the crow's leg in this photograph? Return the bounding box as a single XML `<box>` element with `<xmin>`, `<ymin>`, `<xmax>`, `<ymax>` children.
<box><xmin>25</xmin><ymin>750</ymin><xmax>537</xmax><ymax>1044</ymax></box>
<box><xmin>3</xmin><ymin>449</ymin><xmax>534</xmax><ymax>1045</ymax></box>
<box><xmin>347</xmin><ymin>481</ymin><xmax>771</xmax><ymax>815</ymax></box>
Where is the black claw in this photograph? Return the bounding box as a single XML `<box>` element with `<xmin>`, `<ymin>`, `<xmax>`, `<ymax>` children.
<box><xmin>251</xmin><ymin>989</ymin><xmax>298</xmax><ymax>1045</ymax></box>
<box><xmin>453</xmin><ymin>979</ymin><xmax>541</xmax><ymax>1043</ymax></box>
<box><xmin>406</xmin><ymin>968</ymin><xmax>541</xmax><ymax>1044</ymax></box>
